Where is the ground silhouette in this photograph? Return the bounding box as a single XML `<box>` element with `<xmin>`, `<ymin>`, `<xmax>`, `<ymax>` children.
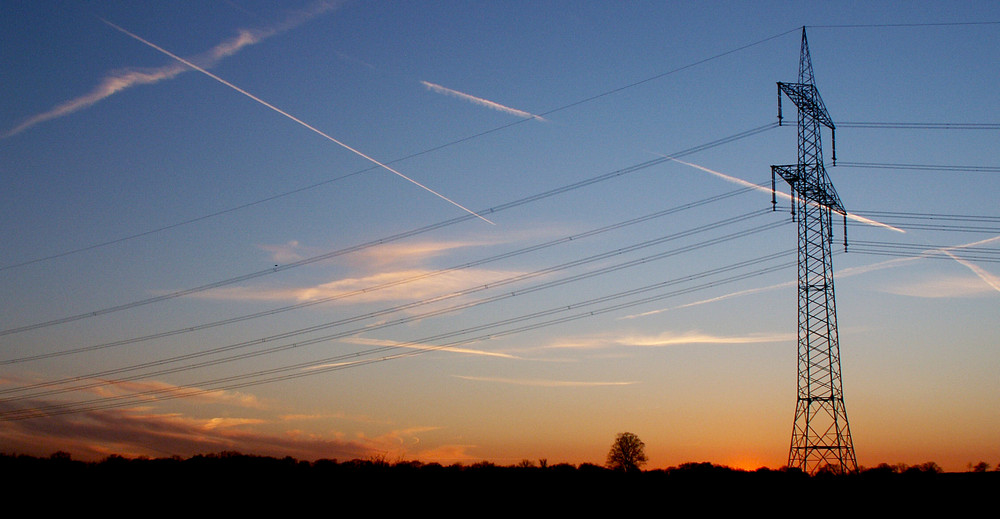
<box><xmin>3</xmin><ymin>451</ymin><xmax>997</xmax><ymax>511</ymax></box>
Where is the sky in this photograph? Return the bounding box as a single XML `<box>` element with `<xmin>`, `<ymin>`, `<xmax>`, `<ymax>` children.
<box><xmin>1</xmin><ymin>1</ymin><xmax>998</xmax><ymax>471</ymax></box>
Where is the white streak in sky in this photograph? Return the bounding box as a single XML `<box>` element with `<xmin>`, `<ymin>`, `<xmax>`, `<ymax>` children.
<box><xmin>616</xmin><ymin>331</ymin><xmax>795</xmax><ymax>347</ymax></box>
<box><xmin>664</xmin><ymin>155</ymin><xmax>906</xmax><ymax>234</ymax></box>
<box><xmin>102</xmin><ymin>20</ymin><xmax>494</xmax><ymax>225</ymax></box>
<box><xmin>301</xmin><ymin>338</ymin><xmax>516</xmax><ymax>372</ymax></box>
<box><xmin>3</xmin><ymin>1</ymin><xmax>340</xmax><ymax>138</ymax></box>
<box><xmin>341</xmin><ymin>337</ymin><xmax>519</xmax><ymax>359</ymax></box>
<box><xmin>624</xmin><ymin>235</ymin><xmax>1000</xmax><ymax>319</ymax></box>
<box><xmin>421</xmin><ymin>81</ymin><xmax>546</xmax><ymax>121</ymax></box>
<box><xmin>846</xmin><ymin>235</ymin><xmax>1000</xmax><ymax>295</ymax></box>
<box><xmin>537</xmin><ymin>330</ymin><xmax>791</xmax><ymax>351</ymax></box>
<box><xmin>619</xmin><ymin>280</ymin><xmax>795</xmax><ymax>319</ymax></box>
<box><xmin>939</xmin><ymin>236</ymin><xmax>1000</xmax><ymax>294</ymax></box>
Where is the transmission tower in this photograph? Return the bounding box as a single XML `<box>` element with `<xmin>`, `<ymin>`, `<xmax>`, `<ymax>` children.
<box><xmin>770</xmin><ymin>27</ymin><xmax>858</xmax><ymax>474</ymax></box>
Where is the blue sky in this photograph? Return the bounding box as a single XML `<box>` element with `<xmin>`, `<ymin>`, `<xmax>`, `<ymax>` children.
<box><xmin>1</xmin><ymin>1</ymin><xmax>998</xmax><ymax>470</ymax></box>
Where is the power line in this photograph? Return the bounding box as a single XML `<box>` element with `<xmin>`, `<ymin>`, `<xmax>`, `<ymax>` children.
<box><xmin>0</xmin><ymin>123</ymin><xmax>778</xmax><ymax>337</ymax></box>
<box><xmin>1</xmin><ymin>232</ymin><xmax>789</xmax><ymax>409</ymax></box>
<box><xmin>848</xmin><ymin>240</ymin><xmax>1000</xmax><ymax>263</ymax></box>
<box><xmin>837</xmin><ymin>162</ymin><xmax>1000</xmax><ymax>173</ymax></box>
<box><xmin>772</xmin><ymin>205</ymin><xmax>1000</xmax><ymax>233</ymax></box>
<box><xmin>849</xmin><ymin>248</ymin><xmax>1000</xmax><ymax>264</ymax></box>
<box><xmin>1</xmin><ymin>27</ymin><xmax>801</xmax><ymax>272</ymax></box>
<box><xmin>7</xmin><ymin>19</ymin><xmax>995</xmax><ymax>426</ymax></box>
<box><xmin>838</xmin><ymin>122</ymin><xmax>1000</xmax><ymax>130</ymax></box>
<box><xmin>847</xmin><ymin>221</ymin><xmax>1000</xmax><ymax>234</ymax></box>
<box><xmin>808</xmin><ymin>22</ymin><xmax>1000</xmax><ymax>28</ymax></box>
<box><xmin>0</xmin><ymin>212</ymin><xmax>782</xmax><ymax>402</ymax></box>
<box><xmin>0</xmin><ymin>185</ymin><xmax>761</xmax><ymax>365</ymax></box>
<box><xmin>843</xmin><ymin>210</ymin><xmax>1000</xmax><ymax>258</ymax></box>
<box><xmin>0</xmin><ymin>249</ymin><xmax>796</xmax><ymax>421</ymax></box>
<box><xmin>845</xmin><ymin>208</ymin><xmax>1000</xmax><ymax>234</ymax></box>
<box><xmin>850</xmin><ymin>210</ymin><xmax>1000</xmax><ymax>222</ymax></box>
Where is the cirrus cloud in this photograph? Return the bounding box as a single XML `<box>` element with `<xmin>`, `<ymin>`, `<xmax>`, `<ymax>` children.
<box><xmin>3</xmin><ymin>1</ymin><xmax>341</xmax><ymax>138</ymax></box>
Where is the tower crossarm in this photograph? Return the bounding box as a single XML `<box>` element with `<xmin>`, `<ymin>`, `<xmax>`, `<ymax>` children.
<box><xmin>771</xmin><ymin>164</ymin><xmax>846</xmax><ymax>216</ymax></box>
<box><xmin>777</xmin><ymin>82</ymin><xmax>835</xmax><ymax>130</ymax></box>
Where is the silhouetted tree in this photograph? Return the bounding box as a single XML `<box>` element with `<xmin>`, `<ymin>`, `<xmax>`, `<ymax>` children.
<box><xmin>49</xmin><ymin>451</ymin><xmax>72</xmax><ymax>461</ymax></box>
<box><xmin>815</xmin><ymin>463</ymin><xmax>847</xmax><ymax>476</ymax></box>
<box><xmin>605</xmin><ymin>432</ymin><xmax>648</xmax><ymax>472</ymax></box>
<box><xmin>904</xmin><ymin>461</ymin><xmax>942</xmax><ymax>475</ymax></box>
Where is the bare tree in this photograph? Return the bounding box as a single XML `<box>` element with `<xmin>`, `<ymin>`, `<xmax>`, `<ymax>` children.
<box><xmin>606</xmin><ymin>432</ymin><xmax>648</xmax><ymax>472</ymax></box>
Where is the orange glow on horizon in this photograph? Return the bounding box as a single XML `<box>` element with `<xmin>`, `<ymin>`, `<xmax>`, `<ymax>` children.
<box><xmin>724</xmin><ymin>455</ymin><xmax>769</xmax><ymax>472</ymax></box>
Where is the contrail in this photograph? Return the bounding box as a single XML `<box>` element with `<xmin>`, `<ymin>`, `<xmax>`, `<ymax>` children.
<box><xmin>835</xmin><ymin>235</ymin><xmax>1000</xmax><ymax>290</ymax></box>
<box><xmin>942</xmin><ymin>250</ymin><xmax>1000</xmax><ymax>293</ymax></box>
<box><xmin>341</xmin><ymin>337</ymin><xmax>518</xmax><ymax>359</ymax></box>
<box><xmin>938</xmin><ymin>235</ymin><xmax>1000</xmax><ymax>294</ymax></box>
<box><xmin>617</xmin><ymin>330</ymin><xmax>795</xmax><ymax>346</ymax></box>
<box><xmin>103</xmin><ymin>20</ymin><xmax>494</xmax><ymax>225</ymax></box>
<box><xmin>840</xmin><ymin>236</ymin><xmax>1000</xmax><ymax>295</ymax></box>
<box><xmin>620</xmin><ymin>280</ymin><xmax>796</xmax><ymax>319</ymax></box>
<box><xmin>421</xmin><ymin>81</ymin><xmax>546</xmax><ymax>121</ymax></box>
<box><xmin>3</xmin><ymin>1</ymin><xmax>340</xmax><ymax>139</ymax></box>
<box><xmin>625</xmin><ymin>234</ymin><xmax>1000</xmax><ymax>319</ymax></box>
<box><xmin>664</xmin><ymin>155</ymin><xmax>905</xmax><ymax>233</ymax></box>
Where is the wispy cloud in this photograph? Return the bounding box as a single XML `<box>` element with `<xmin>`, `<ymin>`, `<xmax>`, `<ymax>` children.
<box><xmin>334</xmin><ymin>50</ymin><xmax>377</xmax><ymax>71</ymax></box>
<box><xmin>880</xmin><ymin>275</ymin><xmax>998</xmax><ymax>298</ymax></box>
<box><xmin>615</xmin><ymin>330</ymin><xmax>795</xmax><ymax>347</ymax></box>
<box><xmin>354</xmin><ymin>239</ymin><xmax>492</xmax><ymax>268</ymax></box>
<box><xmin>279</xmin><ymin>411</ymin><xmax>390</xmax><ymax>425</ymax></box>
<box><xmin>257</xmin><ymin>237</ymin><xmax>491</xmax><ymax>269</ymax></box>
<box><xmin>531</xmin><ymin>330</ymin><xmax>792</xmax><ymax>353</ymax></box>
<box><xmin>452</xmin><ymin>375</ymin><xmax>636</xmax><ymax>387</ymax></box>
<box><xmin>101</xmin><ymin>20</ymin><xmax>493</xmax><ymax>224</ymax></box>
<box><xmin>1</xmin><ymin>375</ymin><xmax>265</xmax><ymax>410</ymax></box>
<box><xmin>3</xmin><ymin>1</ymin><xmax>341</xmax><ymax>139</ymax></box>
<box><xmin>341</xmin><ymin>337</ymin><xmax>520</xmax><ymax>359</ymax></box>
<box><xmin>0</xmin><ymin>402</ymin><xmax>378</xmax><ymax>461</ymax></box>
<box><xmin>421</xmin><ymin>81</ymin><xmax>546</xmax><ymax>121</ymax></box>
<box><xmin>260</xmin><ymin>240</ymin><xmax>308</xmax><ymax>264</ymax></box>
<box><xmin>202</xmin><ymin>417</ymin><xmax>267</xmax><ymax>430</ymax></box>
<box><xmin>96</xmin><ymin>378</ymin><xmax>265</xmax><ymax>408</ymax></box>
<box><xmin>211</xmin><ymin>238</ymin><xmax>521</xmax><ymax>304</ymax></box>
<box><xmin>196</xmin><ymin>267</ymin><xmax>521</xmax><ymax>303</ymax></box>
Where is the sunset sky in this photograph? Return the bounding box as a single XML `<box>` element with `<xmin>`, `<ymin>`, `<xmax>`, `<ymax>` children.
<box><xmin>1</xmin><ymin>1</ymin><xmax>997</xmax><ymax>471</ymax></box>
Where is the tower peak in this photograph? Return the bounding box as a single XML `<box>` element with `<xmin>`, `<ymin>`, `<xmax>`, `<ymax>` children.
<box><xmin>799</xmin><ymin>27</ymin><xmax>816</xmax><ymax>86</ymax></box>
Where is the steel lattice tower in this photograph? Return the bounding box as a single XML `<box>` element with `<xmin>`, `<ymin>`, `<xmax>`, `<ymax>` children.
<box><xmin>771</xmin><ymin>28</ymin><xmax>858</xmax><ymax>474</ymax></box>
